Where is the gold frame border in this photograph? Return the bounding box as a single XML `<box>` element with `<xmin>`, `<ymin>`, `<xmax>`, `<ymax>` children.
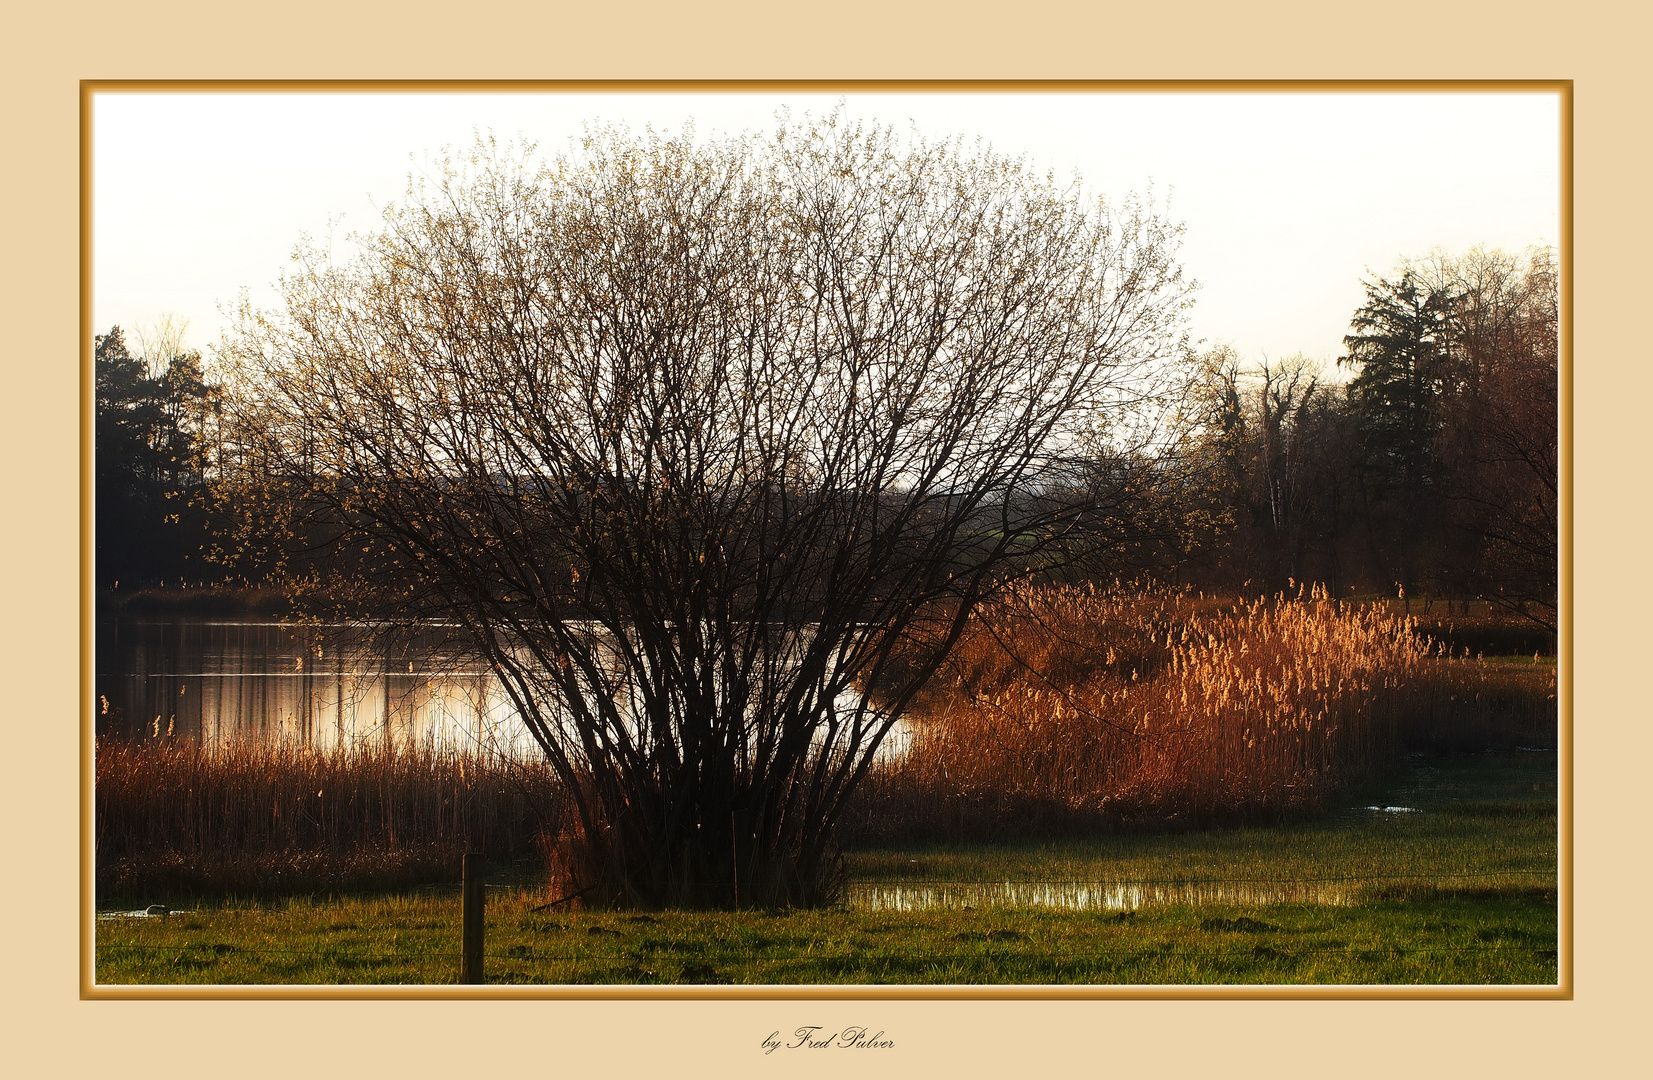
<box><xmin>80</xmin><ymin>77</ymin><xmax>1574</xmax><ymax>1002</ymax></box>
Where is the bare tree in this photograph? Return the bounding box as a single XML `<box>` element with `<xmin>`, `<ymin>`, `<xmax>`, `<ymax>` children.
<box><xmin>213</xmin><ymin>118</ymin><xmax>1193</xmax><ymax>907</ymax></box>
<box><xmin>135</xmin><ymin>315</ymin><xmax>190</xmax><ymax>377</ymax></box>
<box><xmin>1184</xmin><ymin>347</ymin><xmax>1340</xmax><ymax>589</ymax></box>
<box><xmin>1418</xmin><ymin>247</ymin><xmax>1559</xmax><ymax>628</ymax></box>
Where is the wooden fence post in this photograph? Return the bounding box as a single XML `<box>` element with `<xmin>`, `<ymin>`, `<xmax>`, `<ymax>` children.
<box><xmin>462</xmin><ymin>853</ymin><xmax>485</xmax><ymax>984</ymax></box>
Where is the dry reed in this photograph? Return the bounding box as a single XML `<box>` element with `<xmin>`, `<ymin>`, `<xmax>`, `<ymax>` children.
<box><xmin>96</xmin><ymin>737</ymin><xmax>565</xmax><ymax>899</ymax></box>
<box><xmin>848</xmin><ymin>583</ymin><xmax>1555</xmax><ymax>841</ymax></box>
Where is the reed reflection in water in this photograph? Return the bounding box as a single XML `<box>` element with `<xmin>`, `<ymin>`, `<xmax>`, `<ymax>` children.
<box><xmin>97</xmin><ymin>617</ymin><xmax>908</xmax><ymax>761</ymax></box>
<box><xmin>98</xmin><ymin>618</ymin><xmax>540</xmax><ymax>758</ymax></box>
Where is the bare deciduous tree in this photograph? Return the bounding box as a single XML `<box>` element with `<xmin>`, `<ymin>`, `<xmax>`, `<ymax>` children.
<box><xmin>1183</xmin><ymin>347</ymin><xmax>1345</xmax><ymax>590</ymax></box>
<box><xmin>1420</xmin><ymin>246</ymin><xmax>1559</xmax><ymax>628</ymax></box>
<box><xmin>213</xmin><ymin>118</ymin><xmax>1193</xmax><ymax>907</ymax></box>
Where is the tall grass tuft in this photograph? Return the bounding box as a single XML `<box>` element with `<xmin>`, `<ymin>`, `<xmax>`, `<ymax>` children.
<box><xmin>96</xmin><ymin>737</ymin><xmax>565</xmax><ymax>901</ymax></box>
<box><xmin>847</xmin><ymin>583</ymin><xmax>1555</xmax><ymax>842</ymax></box>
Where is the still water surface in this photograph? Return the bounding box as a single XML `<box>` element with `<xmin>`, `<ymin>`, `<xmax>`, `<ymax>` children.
<box><xmin>98</xmin><ymin>617</ymin><xmax>904</xmax><ymax>760</ymax></box>
<box><xmin>100</xmin><ymin>618</ymin><xmax>548</xmax><ymax>758</ymax></box>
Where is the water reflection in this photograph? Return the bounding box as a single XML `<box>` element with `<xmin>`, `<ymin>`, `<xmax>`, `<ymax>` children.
<box><xmin>99</xmin><ymin>619</ymin><xmax>548</xmax><ymax>758</ymax></box>
<box><xmin>97</xmin><ymin>617</ymin><xmax>906</xmax><ymax>761</ymax></box>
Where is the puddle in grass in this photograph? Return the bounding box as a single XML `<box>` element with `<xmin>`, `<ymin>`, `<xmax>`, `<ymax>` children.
<box><xmin>848</xmin><ymin>754</ymin><xmax>1557</xmax><ymax>913</ymax></box>
<box><xmin>98</xmin><ymin>906</ymin><xmax>180</xmax><ymax>920</ymax></box>
<box><xmin>845</xmin><ymin>878</ymin><xmax>1357</xmax><ymax>912</ymax></box>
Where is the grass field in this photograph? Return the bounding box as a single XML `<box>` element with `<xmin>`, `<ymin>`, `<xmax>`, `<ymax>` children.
<box><xmin>94</xmin><ymin>751</ymin><xmax>1557</xmax><ymax>986</ymax></box>
<box><xmin>92</xmin><ymin>895</ymin><xmax>1556</xmax><ymax>986</ymax></box>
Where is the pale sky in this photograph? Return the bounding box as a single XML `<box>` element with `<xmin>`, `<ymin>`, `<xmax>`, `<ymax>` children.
<box><xmin>91</xmin><ymin>89</ymin><xmax>1561</xmax><ymax>374</ymax></box>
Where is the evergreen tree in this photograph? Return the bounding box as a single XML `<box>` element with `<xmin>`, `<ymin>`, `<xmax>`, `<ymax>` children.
<box><xmin>1340</xmin><ymin>271</ymin><xmax>1459</xmax><ymax>597</ymax></box>
<box><xmin>95</xmin><ymin>326</ymin><xmax>213</xmax><ymax>592</ymax></box>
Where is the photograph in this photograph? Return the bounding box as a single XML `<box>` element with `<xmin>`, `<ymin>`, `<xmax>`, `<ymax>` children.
<box><xmin>87</xmin><ymin>85</ymin><xmax>1562</xmax><ymax>992</ymax></box>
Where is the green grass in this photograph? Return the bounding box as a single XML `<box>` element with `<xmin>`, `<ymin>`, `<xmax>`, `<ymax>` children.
<box><xmin>94</xmin><ymin>752</ymin><xmax>1557</xmax><ymax>986</ymax></box>
<box><xmin>847</xmin><ymin>751</ymin><xmax>1557</xmax><ymax>896</ymax></box>
<box><xmin>94</xmin><ymin>893</ymin><xmax>1555</xmax><ymax>985</ymax></box>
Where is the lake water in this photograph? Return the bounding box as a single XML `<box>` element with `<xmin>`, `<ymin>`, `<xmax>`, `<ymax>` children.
<box><xmin>97</xmin><ymin>617</ymin><xmax>906</xmax><ymax>760</ymax></box>
<box><xmin>98</xmin><ymin>618</ymin><xmax>542</xmax><ymax>757</ymax></box>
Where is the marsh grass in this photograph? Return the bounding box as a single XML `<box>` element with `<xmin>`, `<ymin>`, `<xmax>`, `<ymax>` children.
<box><xmin>847</xmin><ymin>584</ymin><xmax>1555</xmax><ymax>842</ymax></box>
<box><xmin>96</xmin><ymin>738</ymin><xmax>565</xmax><ymax>901</ymax></box>
<box><xmin>1390</xmin><ymin>597</ymin><xmax>1557</xmax><ymax>658</ymax></box>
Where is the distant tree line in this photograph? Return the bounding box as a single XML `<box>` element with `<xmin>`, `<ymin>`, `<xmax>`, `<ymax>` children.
<box><xmin>1164</xmin><ymin>246</ymin><xmax>1557</xmax><ymax>632</ymax></box>
<box><xmin>95</xmin><ymin>244</ymin><xmax>1557</xmax><ymax>638</ymax></box>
